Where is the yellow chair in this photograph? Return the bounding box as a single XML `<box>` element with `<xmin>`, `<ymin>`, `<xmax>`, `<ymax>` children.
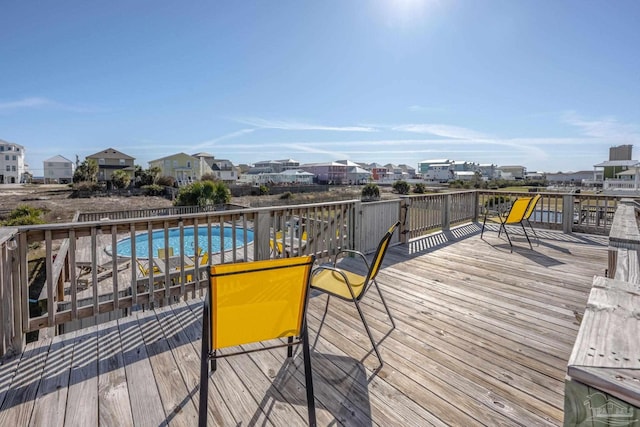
<box><xmin>199</xmin><ymin>256</ymin><xmax>317</xmax><ymax>426</ymax></box>
<box><xmin>481</xmin><ymin>196</ymin><xmax>535</xmax><ymax>250</ymax></box>
<box><xmin>157</xmin><ymin>247</ymin><xmax>174</xmax><ymax>259</ymax></box>
<box><xmin>270</xmin><ymin>231</ymin><xmax>284</xmax><ymax>257</ymax></box>
<box><xmin>523</xmin><ymin>194</ymin><xmax>542</xmax><ymax>242</ymax></box>
<box><xmin>310</xmin><ymin>221</ymin><xmax>399</xmax><ymax>368</ymax></box>
<box><xmin>136</xmin><ymin>259</ymin><xmax>160</xmax><ymax>276</ymax></box>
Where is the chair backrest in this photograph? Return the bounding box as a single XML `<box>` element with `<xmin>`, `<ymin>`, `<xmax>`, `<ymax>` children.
<box><xmin>504</xmin><ymin>197</ymin><xmax>534</xmax><ymax>224</ymax></box>
<box><xmin>523</xmin><ymin>194</ymin><xmax>541</xmax><ymax>221</ymax></box>
<box><xmin>208</xmin><ymin>255</ymin><xmax>315</xmax><ymax>350</ymax></box>
<box><xmin>158</xmin><ymin>247</ymin><xmax>174</xmax><ymax>258</ymax></box>
<box><xmin>199</xmin><ymin>251</ymin><xmax>209</xmax><ymax>266</ymax></box>
<box><xmin>366</xmin><ymin>221</ymin><xmax>400</xmax><ymax>284</ymax></box>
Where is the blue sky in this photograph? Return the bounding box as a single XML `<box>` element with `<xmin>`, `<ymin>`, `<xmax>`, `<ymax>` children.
<box><xmin>2</xmin><ymin>0</ymin><xmax>639</xmax><ymax>175</ymax></box>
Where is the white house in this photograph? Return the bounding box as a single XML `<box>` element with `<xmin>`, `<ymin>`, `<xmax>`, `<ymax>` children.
<box><xmin>43</xmin><ymin>155</ymin><xmax>75</xmax><ymax>184</ymax></box>
<box><xmin>0</xmin><ymin>139</ymin><xmax>27</xmax><ymax>184</ymax></box>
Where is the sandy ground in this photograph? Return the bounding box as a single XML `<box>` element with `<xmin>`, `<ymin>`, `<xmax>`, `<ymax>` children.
<box><xmin>0</xmin><ymin>184</ymin><xmax>387</xmax><ymax>224</ymax></box>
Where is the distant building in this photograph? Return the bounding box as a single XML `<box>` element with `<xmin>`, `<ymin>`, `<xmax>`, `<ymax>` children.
<box><xmin>497</xmin><ymin>165</ymin><xmax>526</xmax><ymax>180</ymax></box>
<box><xmin>300</xmin><ymin>162</ymin><xmax>348</xmax><ymax>184</ymax></box>
<box><xmin>239</xmin><ymin>169</ymin><xmax>314</xmax><ymax>185</ymax></box>
<box><xmin>43</xmin><ymin>155</ymin><xmax>75</xmax><ymax>184</ymax></box>
<box><xmin>609</xmin><ymin>144</ymin><xmax>632</xmax><ymax>161</ymax></box>
<box><xmin>477</xmin><ymin>164</ymin><xmax>498</xmax><ymax>180</ymax></box>
<box><xmin>193</xmin><ymin>152</ymin><xmax>237</xmax><ymax>184</ymax></box>
<box><xmin>418</xmin><ymin>159</ymin><xmax>451</xmax><ymax>176</ymax></box>
<box><xmin>0</xmin><ymin>139</ymin><xmax>27</xmax><ymax>184</ymax></box>
<box><xmin>86</xmin><ymin>147</ymin><xmax>135</xmax><ymax>182</ymax></box>
<box><xmin>424</xmin><ymin>164</ymin><xmax>454</xmax><ymax>182</ymax></box>
<box><xmin>253</xmin><ymin>159</ymin><xmax>300</xmax><ymax>173</ymax></box>
<box><xmin>546</xmin><ymin>171</ymin><xmax>593</xmax><ymax>185</ymax></box>
<box><xmin>149</xmin><ymin>152</ymin><xmax>199</xmax><ymax>186</ymax></box>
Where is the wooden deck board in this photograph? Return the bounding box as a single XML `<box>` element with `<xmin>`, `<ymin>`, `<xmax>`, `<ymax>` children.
<box><xmin>0</xmin><ymin>227</ymin><xmax>611</xmax><ymax>426</ymax></box>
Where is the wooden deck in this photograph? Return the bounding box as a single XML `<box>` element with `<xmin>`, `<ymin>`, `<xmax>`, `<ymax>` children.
<box><xmin>0</xmin><ymin>223</ymin><xmax>609</xmax><ymax>426</ymax></box>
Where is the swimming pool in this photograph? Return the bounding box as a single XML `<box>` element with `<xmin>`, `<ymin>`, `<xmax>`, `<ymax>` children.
<box><xmin>113</xmin><ymin>226</ymin><xmax>254</xmax><ymax>259</ymax></box>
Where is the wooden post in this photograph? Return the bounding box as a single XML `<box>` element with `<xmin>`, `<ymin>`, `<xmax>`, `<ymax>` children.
<box><xmin>562</xmin><ymin>194</ymin><xmax>574</xmax><ymax>234</ymax></box>
<box><xmin>399</xmin><ymin>196</ymin><xmax>409</xmax><ymax>244</ymax></box>
<box><xmin>473</xmin><ymin>191</ymin><xmax>480</xmax><ymax>223</ymax></box>
<box><xmin>442</xmin><ymin>194</ymin><xmax>451</xmax><ymax>232</ymax></box>
<box><xmin>352</xmin><ymin>201</ymin><xmax>362</xmax><ymax>252</ymax></box>
<box><xmin>255</xmin><ymin>210</ymin><xmax>271</xmax><ymax>261</ymax></box>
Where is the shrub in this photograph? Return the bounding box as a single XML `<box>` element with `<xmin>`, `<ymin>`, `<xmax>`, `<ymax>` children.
<box><xmin>3</xmin><ymin>205</ymin><xmax>45</xmax><ymax>226</ymax></box>
<box><xmin>156</xmin><ymin>176</ymin><xmax>176</xmax><ymax>187</ymax></box>
<box><xmin>413</xmin><ymin>183</ymin><xmax>427</xmax><ymax>194</ymax></box>
<box><xmin>361</xmin><ymin>183</ymin><xmax>380</xmax><ymax>201</ymax></box>
<box><xmin>142</xmin><ymin>184</ymin><xmax>164</xmax><ymax>196</ymax></box>
<box><xmin>73</xmin><ymin>181</ymin><xmax>102</xmax><ymax>192</ymax></box>
<box><xmin>174</xmin><ymin>181</ymin><xmax>231</xmax><ymax>207</ymax></box>
<box><xmin>280</xmin><ymin>191</ymin><xmax>294</xmax><ymax>200</ymax></box>
<box><xmin>200</xmin><ymin>173</ymin><xmax>218</xmax><ymax>182</ymax></box>
<box><xmin>484</xmin><ymin>195</ymin><xmax>511</xmax><ymax>208</ymax></box>
<box><xmin>259</xmin><ymin>185</ymin><xmax>270</xmax><ymax>196</ymax></box>
<box><xmin>111</xmin><ymin>169</ymin><xmax>131</xmax><ymax>189</ymax></box>
<box><xmin>392</xmin><ymin>180</ymin><xmax>410</xmax><ymax>195</ymax></box>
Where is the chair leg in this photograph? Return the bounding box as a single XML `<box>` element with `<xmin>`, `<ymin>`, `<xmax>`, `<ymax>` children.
<box><xmin>525</xmin><ymin>219</ymin><xmax>539</xmax><ymax>244</ymax></box>
<box><xmin>301</xmin><ymin>324</ymin><xmax>317</xmax><ymax>427</ymax></box>
<box><xmin>480</xmin><ymin>211</ymin><xmax>488</xmax><ymax>239</ymax></box>
<box><xmin>199</xmin><ymin>302</ymin><xmax>210</xmax><ymax>427</ymax></box>
<box><xmin>373</xmin><ymin>280</ymin><xmax>395</xmax><ymax>329</ymax></box>
<box><xmin>352</xmin><ymin>298</ymin><xmax>384</xmax><ymax>368</ymax></box>
<box><xmin>500</xmin><ymin>223</ymin><xmax>514</xmax><ymax>251</ymax></box>
<box><xmin>520</xmin><ymin>222</ymin><xmax>533</xmax><ymax>250</ymax></box>
<box><xmin>287</xmin><ymin>336</ymin><xmax>293</xmax><ymax>358</ymax></box>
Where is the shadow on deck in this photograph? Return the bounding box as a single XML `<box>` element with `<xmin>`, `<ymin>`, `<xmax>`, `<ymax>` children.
<box><xmin>0</xmin><ymin>224</ymin><xmax>609</xmax><ymax>426</ymax></box>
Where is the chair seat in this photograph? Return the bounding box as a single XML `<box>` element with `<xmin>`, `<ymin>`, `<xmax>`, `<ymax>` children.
<box><xmin>312</xmin><ymin>268</ymin><xmax>366</xmax><ymax>300</ymax></box>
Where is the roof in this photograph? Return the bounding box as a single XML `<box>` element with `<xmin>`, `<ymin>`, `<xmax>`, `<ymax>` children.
<box><xmin>419</xmin><ymin>159</ymin><xmax>450</xmax><ymax>164</ymax></box>
<box><xmin>348</xmin><ymin>166</ymin><xmax>371</xmax><ymax>174</ymax></box>
<box><xmin>0</xmin><ymin>139</ymin><xmax>25</xmax><ymax>149</ymax></box>
<box><xmin>335</xmin><ymin>160</ymin><xmax>360</xmax><ymax>167</ymax></box>
<box><xmin>280</xmin><ymin>169</ymin><xmax>314</xmax><ymax>176</ymax></box>
<box><xmin>148</xmin><ymin>152</ymin><xmax>196</xmax><ymax>163</ymax></box>
<box><xmin>593</xmin><ymin>160</ymin><xmax>639</xmax><ymax>167</ymax></box>
<box><xmin>87</xmin><ymin>148</ymin><xmax>134</xmax><ymax>160</ymax></box>
<box><xmin>192</xmin><ymin>152</ymin><xmax>214</xmax><ymax>158</ymax></box>
<box><xmin>44</xmin><ymin>155</ymin><xmax>73</xmax><ymax>163</ymax></box>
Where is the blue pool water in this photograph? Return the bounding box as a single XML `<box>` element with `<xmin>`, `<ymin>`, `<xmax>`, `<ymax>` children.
<box><xmin>114</xmin><ymin>226</ymin><xmax>254</xmax><ymax>259</ymax></box>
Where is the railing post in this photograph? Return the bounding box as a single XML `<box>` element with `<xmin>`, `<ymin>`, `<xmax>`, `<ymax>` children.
<box><xmin>11</xmin><ymin>235</ymin><xmax>24</xmax><ymax>354</ymax></box>
<box><xmin>562</xmin><ymin>194</ymin><xmax>574</xmax><ymax>234</ymax></box>
<box><xmin>399</xmin><ymin>196</ymin><xmax>410</xmax><ymax>244</ymax></box>
<box><xmin>352</xmin><ymin>201</ymin><xmax>362</xmax><ymax>252</ymax></box>
<box><xmin>443</xmin><ymin>194</ymin><xmax>451</xmax><ymax>231</ymax></box>
<box><xmin>473</xmin><ymin>191</ymin><xmax>480</xmax><ymax>222</ymax></box>
<box><xmin>254</xmin><ymin>210</ymin><xmax>272</xmax><ymax>261</ymax></box>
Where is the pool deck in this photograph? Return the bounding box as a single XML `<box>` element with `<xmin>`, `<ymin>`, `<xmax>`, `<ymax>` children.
<box><xmin>1</xmin><ymin>224</ymin><xmax>610</xmax><ymax>426</ymax></box>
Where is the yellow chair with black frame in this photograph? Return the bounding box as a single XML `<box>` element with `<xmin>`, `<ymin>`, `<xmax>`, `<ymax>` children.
<box><xmin>480</xmin><ymin>196</ymin><xmax>536</xmax><ymax>250</ymax></box>
<box><xmin>199</xmin><ymin>255</ymin><xmax>317</xmax><ymax>426</ymax></box>
<box><xmin>310</xmin><ymin>221</ymin><xmax>399</xmax><ymax>369</ymax></box>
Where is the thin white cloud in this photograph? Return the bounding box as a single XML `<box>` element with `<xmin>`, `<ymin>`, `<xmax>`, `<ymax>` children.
<box><xmin>0</xmin><ymin>97</ymin><xmax>54</xmax><ymax>110</ymax></box>
<box><xmin>393</xmin><ymin>123</ymin><xmax>491</xmax><ymax>140</ymax></box>
<box><xmin>562</xmin><ymin>112</ymin><xmax>640</xmax><ymax>141</ymax></box>
<box><xmin>192</xmin><ymin>129</ymin><xmax>255</xmax><ymax>150</ymax></box>
<box><xmin>0</xmin><ymin>97</ymin><xmax>103</xmax><ymax>113</ymax></box>
<box><xmin>234</xmin><ymin>117</ymin><xmax>378</xmax><ymax>132</ymax></box>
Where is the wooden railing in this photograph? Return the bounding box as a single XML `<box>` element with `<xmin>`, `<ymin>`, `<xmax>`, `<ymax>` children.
<box><xmin>478</xmin><ymin>190</ymin><xmax>621</xmax><ymax>234</ymax></box>
<box><xmin>0</xmin><ymin>190</ymin><xmax>626</xmax><ymax>356</ymax></box>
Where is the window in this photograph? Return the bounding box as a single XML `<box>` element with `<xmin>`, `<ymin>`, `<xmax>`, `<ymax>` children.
<box><xmin>187</xmin><ymin>161</ymin><xmax>191</xmax><ymax>168</ymax></box>
<box><xmin>13</xmin><ymin>155</ymin><xmax>17</xmax><ymax>161</ymax></box>
<box><xmin>99</xmin><ymin>158</ymin><xmax>105</xmax><ymax>165</ymax></box>
<box><xmin>119</xmin><ymin>159</ymin><xmax>125</xmax><ymax>165</ymax></box>
<box><xmin>0</xmin><ymin>146</ymin><xmax>4</xmax><ymax>151</ymax></box>
<box><xmin>4</xmin><ymin>155</ymin><xmax>8</xmax><ymax>161</ymax></box>
<box><xmin>48</xmin><ymin>163</ymin><xmax>53</xmax><ymax>167</ymax></box>
<box><xmin>12</xmin><ymin>166</ymin><xmax>16</xmax><ymax>171</ymax></box>
<box><xmin>173</xmin><ymin>160</ymin><xmax>178</xmax><ymax>167</ymax></box>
